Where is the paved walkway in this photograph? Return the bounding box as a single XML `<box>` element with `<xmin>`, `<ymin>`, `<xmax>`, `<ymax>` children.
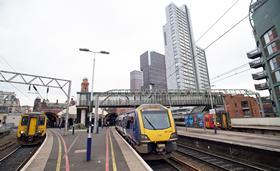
<box><xmin>177</xmin><ymin>127</ymin><xmax>280</xmax><ymax>152</ymax></box>
<box><xmin>25</xmin><ymin>127</ymin><xmax>151</xmax><ymax>171</ymax></box>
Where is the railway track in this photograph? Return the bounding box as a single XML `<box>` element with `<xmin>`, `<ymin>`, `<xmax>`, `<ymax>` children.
<box><xmin>146</xmin><ymin>159</ymin><xmax>179</xmax><ymax>171</ymax></box>
<box><xmin>0</xmin><ymin>138</ymin><xmax>20</xmax><ymax>161</ymax></box>
<box><xmin>0</xmin><ymin>145</ymin><xmax>38</xmax><ymax>171</ymax></box>
<box><xmin>146</xmin><ymin>153</ymin><xmax>200</xmax><ymax>171</ymax></box>
<box><xmin>176</xmin><ymin>143</ymin><xmax>267</xmax><ymax>171</ymax></box>
<box><xmin>164</xmin><ymin>155</ymin><xmax>200</xmax><ymax>171</ymax></box>
<box><xmin>0</xmin><ymin>141</ymin><xmax>16</xmax><ymax>152</ymax></box>
<box><xmin>0</xmin><ymin>129</ymin><xmax>10</xmax><ymax>138</ymax></box>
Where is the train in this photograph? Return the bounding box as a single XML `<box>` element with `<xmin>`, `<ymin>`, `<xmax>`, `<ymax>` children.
<box><xmin>17</xmin><ymin>112</ymin><xmax>47</xmax><ymax>144</ymax></box>
<box><xmin>184</xmin><ymin>112</ymin><xmax>231</xmax><ymax>129</ymax></box>
<box><xmin>115</xmin><ymin>104</ymin><xmax>177</xmax><ymax>156</ymax></box>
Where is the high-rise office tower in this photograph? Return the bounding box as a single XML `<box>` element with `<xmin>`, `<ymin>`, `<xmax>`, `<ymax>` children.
<box><xmin>163</xmin><ymin>3</ymin><xmax>210</xmax><ymax>90</ymax></box>
<box><xmin>130</xmin><ymin>70</ymin><xmax>143</xmax><ymax>90</ymax></box>
<box><xmin>140</xmin><ymin>51</ymin><xmax>167</xmax><ymax>90</ymax></box>
<box><xmin>196</xmin><ymin>46</ymin><xmax>210</xmax><ymax>90</ymax></box>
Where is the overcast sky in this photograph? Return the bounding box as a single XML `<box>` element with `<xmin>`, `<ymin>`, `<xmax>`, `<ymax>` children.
<box><xmin>0</xmin><ymin>0</ymin><xmax>266</xmax><ymax>106</ymax></box>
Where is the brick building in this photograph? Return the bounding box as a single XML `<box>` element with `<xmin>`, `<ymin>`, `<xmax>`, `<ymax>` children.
<box><xmin>224</xmin><ymin>94</ymin><xmax>261</xmax><ymax>118</ymax></box>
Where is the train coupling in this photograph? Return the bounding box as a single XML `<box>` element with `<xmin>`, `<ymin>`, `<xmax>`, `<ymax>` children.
<box><xmin>156</xmin><ymin>143</ymin><xmax>166</xmax><ymax>153</ymax></box>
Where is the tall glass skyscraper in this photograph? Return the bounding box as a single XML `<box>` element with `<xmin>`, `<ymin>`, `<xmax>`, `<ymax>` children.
<box><xmin>140</xmin><ymin>51</ymin><xmax>167</xmax><ymax>90</ymax></box>
<box><xmin>130</xmin><ymin>70</ymin><xmax>143</xmax><ymax>90</ymax></box>
<box><xmin>163</xmin><ymin>3</ymin><xmax>210</xmax><ymax>90</ymax></box>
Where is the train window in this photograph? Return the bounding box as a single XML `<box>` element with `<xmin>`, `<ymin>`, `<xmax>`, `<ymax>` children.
<box><xmin>142</xmin><ymin>110</ymin><xmax>170</xmax><ymax>130</ymax></box>
<box><xmin>21</xmin><ymin>116</ymin><xmax>28</xmax><ymax>126</ymax></box>
<box><xmin>126</xmin><ymin>121</ymin><xmax>130</xmax><ymax>129</ymax></box>
<box><xmin>38</xmin><ymin>116</ymin><xmax>45</xmax><ymax>125</ymax></box>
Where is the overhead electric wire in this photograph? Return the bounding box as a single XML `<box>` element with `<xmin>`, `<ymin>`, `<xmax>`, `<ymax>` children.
<box><xmin>196</xmin><ymin>0</ymin><xmax>240</xmax><ymax>43</ymax></box>
<box><xmin>210</xmin><ymin>62</ymin><xmax>249</xmax><ymax>81</ymax></box>
<box><xmin>167</xmin><ymin>14</ymin><xmax>249</xmax><ymax>80</ymax></box>
<box><xmin>0</xmin><ymin>55</ymin><xmax>32</xmax><ymax>100</ymax></box>
<box><xmin>211</xmin><ymin>68</ymin><xmax>251</xmax><ymax>84</ymax></box>
<box><xmin>203</xmin><ymin>14</ymin><xmax>249</xmax><ymax>50</ymax></box>
<box><xmin>0</xmin><ymin>55</ymin><xmax>17</xmax><ymax>72</ymax></box>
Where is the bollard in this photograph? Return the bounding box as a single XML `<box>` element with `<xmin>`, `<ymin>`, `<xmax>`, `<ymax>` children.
<box><xmin>86</xmin><ymin>136</ymin><xmax>92</xmax><ymax>161</ymax></box>
<box><xmin>72</xmin><ymin>126</ymin><xmax>75</xmax><ymax>135</ymax></box>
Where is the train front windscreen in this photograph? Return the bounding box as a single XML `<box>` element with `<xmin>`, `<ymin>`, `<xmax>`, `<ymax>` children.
<box><xmin>141</xmin><ymin>110</ymin><xmax>171</xmax><ymax>130</ymax></box>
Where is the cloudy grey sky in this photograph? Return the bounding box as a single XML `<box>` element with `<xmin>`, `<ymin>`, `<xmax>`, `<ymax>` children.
<box><xmin>0</xmin><ymin>0</ymin><xmax>266</xmax><ymax>105</ymax></box>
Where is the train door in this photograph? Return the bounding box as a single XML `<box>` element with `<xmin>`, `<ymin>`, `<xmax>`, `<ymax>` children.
<box><xmin>184</xmin><ymin>115</ymin><xmax>189</xmax><ymax>127</ymax></box>
<box><xmin>123</xmin><ymin>116</ymin><xmax>127</xmax><ymax>135</ymax></box>
<box><xmin>205</xmin><ymin>114</ymin><xmax>209</xmax><ymax>128</ymax></box>
<box><xmin>189</xmin><ymin>115</ymin><xmax>194</xmax><ymax>127</ymax></box>
<box><xmin>197</xmin><ymin>113</ymin><xmax>204</xmax><ymax>128</ymax></box>
<box><xmin>226</xmin><ymin>112</ymin><xmax>232</xmax><ymax>129</ymax></box>
<box><xmin>193</xmin><ymin>114</ymin><xmax>197</xmax><ymax>128</ymax></box>
<box><xmin>215</xmin><ymin>113</ymin><xmax>221</xmax><ymax>128</ymax></box>
<box><xmin>133</xmin><ymin>111</ymin><xmax>141</xmax><ymax>142</ymax></box>
<box><xmin>209</xmin><ymin>114</ymin><xmax>214</xmax><ymax>128</ymax></box>
<box><xmin>28</xmin><ymin>117</ymin><xmax>37</xmax><ymax>136</ymax></box>
<box><xmin>222</xmin><ymin>113</ymin><xmax>227</xmax><ymax>129</ymax></box>
<box><xmin>126</xmin><ymin>112</ymin><xmax>134</xmax><ymax>138</ymax></box>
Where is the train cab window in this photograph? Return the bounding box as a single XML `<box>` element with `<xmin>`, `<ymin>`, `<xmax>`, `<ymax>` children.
<box><xmin>21</xmin><ymin>116</ymin><xmax>28</xmax><ymax>126</ymax></box>
<box><xmin>38</xmin><ymin>116</ymin><xmax>45</xmax><ymax>125</ymax></box>
<box><xmin>142</xmin><ymin>110</ymin><xmax>170</xmax><ymax>130</ymax></box>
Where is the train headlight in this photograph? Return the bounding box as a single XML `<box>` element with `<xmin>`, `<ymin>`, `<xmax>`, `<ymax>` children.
<box><xmin>20</xmin><ymin>130</ymin><xmax>25</xmax><ymax>134</ymax></box>
<box><xmin>170</xmin><ymin>132</ymin><xmax>177</xmax><ymax>139</ymax></box>
<box><xmin>140</xmin><ymin>134</ymin><xmax>150</xmax><ymax>141</ymax></box>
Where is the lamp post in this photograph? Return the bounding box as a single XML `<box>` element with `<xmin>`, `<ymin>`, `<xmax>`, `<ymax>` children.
<box><xmin>79</xmin><ymin>48</ymin><xmax>109</xmax><ymax>161</ymax></box>
<box><xmin>208</xmin><ymin>84</ymin><xmax>217</xmax><ymax>134</ymax></box>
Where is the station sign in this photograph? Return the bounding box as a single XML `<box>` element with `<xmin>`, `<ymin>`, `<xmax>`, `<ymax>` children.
<box><xmin>209</xmin><ymin>109</ymin><xmax>216</xmax><ymax>114</ymax></box>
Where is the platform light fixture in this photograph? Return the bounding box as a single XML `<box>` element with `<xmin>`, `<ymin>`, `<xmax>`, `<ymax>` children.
<box><xmin>79</xmin><ymin>48</ymin><xmax>110</xmax><ymax>161</ymax></box>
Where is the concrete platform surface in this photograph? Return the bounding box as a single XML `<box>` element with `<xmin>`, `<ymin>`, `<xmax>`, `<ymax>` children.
<box><xmin>232</xmin><ymin>125</ymin><xmax>280</xmax><ymax>130</ymax></box>
<box><xmin>25</xmin><ymin>127</ymin><xmax>151</xmax><ymax>171</ymax></box>
<box><xmin>177</xmin><ymin>127</ymin><xmax>280</xmax><ymax>152</ymax></box>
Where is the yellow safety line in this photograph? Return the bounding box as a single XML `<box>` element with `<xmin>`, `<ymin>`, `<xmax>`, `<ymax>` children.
<box><xmin>56</xmin><ymin>132</ymin><xmax>62</xmax><ymax>171</ymax></box>
<box><xmin>109</xmin><ymin>129</ymin><xmax>117</xmax><ymax>171</ymax></box>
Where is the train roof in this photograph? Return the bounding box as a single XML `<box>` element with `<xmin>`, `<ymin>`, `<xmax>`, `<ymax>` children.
<box><xmin>136</xmin><ymin>104</ymin><xmax>168</xmax><ymax>111</ymax></box>
<box><xmin>21</xmin><ymin>112</ymin><xmax>45</xmax><ymax>115</ymax></box>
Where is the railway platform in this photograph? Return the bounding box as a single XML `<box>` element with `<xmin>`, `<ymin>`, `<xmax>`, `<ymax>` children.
<box><xmin>177</xmin><ymin>126</ymin><xmax>280</xmax><ymax>152</ymax></box>
<box><xmin>23</xmin><ymin>127</ymin><xmax>152</xmax><ymax>171</ymax></box>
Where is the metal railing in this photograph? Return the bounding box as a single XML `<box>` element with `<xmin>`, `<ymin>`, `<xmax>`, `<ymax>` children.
<box><xmin>76</xmin><ymin>89</ymin><xmax>262</xmax><ymax>108</ymax></box>
<box><xmin>247</xmin><ymin>48</ymin><xmax>262</xmax><ymax>59</ymax></box>
<box><xmin>252</xmin><ymin>70</ymin><xmax>266</xmax><ymax>80</ymax></box>
<box><xmin>255</xmin><ymin>82</ymin><xmax>269</xmax><ymax>90</ymax></box>
<box><xmin>249</xmin><ymin>59</ymin><xmax>262</xmax><ymax>68</ymax></box>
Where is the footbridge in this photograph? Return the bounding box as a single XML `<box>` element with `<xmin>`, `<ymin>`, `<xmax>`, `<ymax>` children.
<box><xmin>77</xmin><ymin>89</ymin><xmax>261</xmax><ymax>108</ymax></box>
<box><xmin>79</xmin><ymin>89</ymin><xmax>254</xmax><ymax>108</ymax></box>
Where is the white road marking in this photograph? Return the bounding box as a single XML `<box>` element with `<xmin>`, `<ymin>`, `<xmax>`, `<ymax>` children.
<box><xmin>74</xmin><ymin>149</ymin><xmax>86</xmax><ymax>153</ymax></box>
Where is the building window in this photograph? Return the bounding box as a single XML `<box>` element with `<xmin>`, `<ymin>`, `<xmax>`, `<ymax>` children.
<box><xmin>269</xmin><ymin>55</ymin><xmax>280</xmax><ymax>70</ymax></box>
<box><xmin>262</xmin><ymin>27</ymin><xmax>278</xmax><ymax>46</ymax></box>
<box><xmin>241</xmin><ymin>101</ymin><xmax>249</xmax><ymax>108</ymax></box>
<box><xmin>265</xmin><ymin>40</ymin><xmax>280</xmax><ymax>56</ymax></box>
<box><xmin>243</xmin><ymin>110</ymin><xmax>251</xmax><ymax>117</ymax></box>
<box><xmin>164</xmin><ymin>32</ymin><xmax>167</xmax><ymax>46</ymax></box>
<box><xmin>275</xmin><ymin>86</ymin><xmax>280</xmax><ymax>99</ymax></box>
<box><xmin>272</xmin><ymin>70</ymin><xmax>280</xmax><ymax>83</ymax></box>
